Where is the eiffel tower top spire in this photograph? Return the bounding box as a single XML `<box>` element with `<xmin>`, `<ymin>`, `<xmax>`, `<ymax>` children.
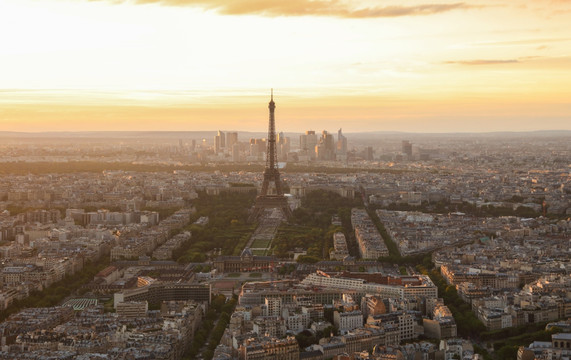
<box><xmin>267</xmin><ymin>89</ymin><xmax>278</xmax><ymax>173</ymax></box>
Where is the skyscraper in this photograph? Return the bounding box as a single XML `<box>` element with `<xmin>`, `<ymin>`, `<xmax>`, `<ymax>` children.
<box><xmin>402</xmin><ymin>140</ymin><xmax>412</xmax><ymax>158</ymax></box>
<box><xmin>365</xmin><ymin>146</ymin><xmax>373</xmax><ymax>161</ymax></box>
<box><xmin>214</xmin><ymin>134</ymin><xmax>221</xmax><ymax>154</ymax></box>
<box><xmin>336</xmin><ymin>128</ymin><xmax>348</xmax><ymax>162</ymax></box>
<box><xmin>232</xmin><ymin>143</ymin><xmax>240</xmax><ymax>162</ymax></box>
<box><xmin>317</xmin><ymin>130</ymin><xmax>335</xmax><ymax>161</ymax></box>
<box><xmin>226</xmin><ymin>132</ymin><xmax>238</xmax><ymax>150</ymax></box>
<box><xmin>218</xmin><ymin>130</ymin><xmax>226</xmax><ymax>149</ymax></box>
<box><xmin>300</xmin><ymin>130</ymin><xmax>317</xmax><ymax>160</ymax></box>
<box><xmin>277</xmin><ymin>131</ymin><xmax>290</xmax><ymax>161</ymax></box>
<box><xmin>337</xmin><ymin>128</ymin><xmax>347</xmax><ymax>155</ymax></box>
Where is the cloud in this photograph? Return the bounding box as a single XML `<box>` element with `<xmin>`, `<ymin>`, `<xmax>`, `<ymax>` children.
<box><xmin>109</xmin><ymin>0</ymin><xmax>476</xmax><ymax>18</ymax></box>
<box><xmin>444</xmin><ymin>59</ymin><xmax>519</xmax><ymax>65</ymax></box>
<box><xmin>444</xmin><ymin>55</ymin><xmax>571</xmax><ymax>67</ymax></box>
<box><xmin>476</xmin><ymin>37</ymin><xmax>571</xmax><ymax>46</ymax></box>
<box><xmin>451</xmin><ymin>38</ymin><xmax>571</xmax><ymax>51</ymax></box>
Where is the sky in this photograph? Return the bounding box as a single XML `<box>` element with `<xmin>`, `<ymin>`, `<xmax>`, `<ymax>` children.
<box><xmin>0</xmin><ymin>0</ymin><xmax>570</xmax><ymax>133</ymax></box>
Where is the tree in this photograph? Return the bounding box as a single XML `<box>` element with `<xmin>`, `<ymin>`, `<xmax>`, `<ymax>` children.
<box><xmin>322</xmin><ymin>325</ymin><xmax>338</xmax><ymax>337</ymax></box>
<box><xmin>297</xmin><ymin>255</ymin><xmax>320</xmax><ymax>264</ymax></box>
<box><xmin>295</xmin><ymin>330</ymin><xmax>317</xmax><ymax>349</ymax></box>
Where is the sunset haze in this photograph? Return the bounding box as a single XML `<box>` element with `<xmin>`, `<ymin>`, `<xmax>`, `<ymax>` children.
<box><xmin>1</xmin><ymin>0</ymin><xmax>570</xmax><ymax>132</ymax></box>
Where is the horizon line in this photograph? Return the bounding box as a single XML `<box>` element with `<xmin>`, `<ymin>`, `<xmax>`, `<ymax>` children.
<box><xmin>1</xmin><ymin>129</ymin><xmax>570</xmax><ymax>136</ymax></box>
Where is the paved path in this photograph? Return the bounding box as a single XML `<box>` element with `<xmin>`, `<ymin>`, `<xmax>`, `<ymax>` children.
<box><xmin>245</xmin><ymin>209</ymin><xmax>284</xmax><ymax>254</ymax></box>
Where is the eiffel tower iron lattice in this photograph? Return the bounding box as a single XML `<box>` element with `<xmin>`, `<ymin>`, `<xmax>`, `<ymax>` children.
<box><xmin>249</xmin><ymin>90</ymin><xmax>292</xmax><ymax>222</ymax></box>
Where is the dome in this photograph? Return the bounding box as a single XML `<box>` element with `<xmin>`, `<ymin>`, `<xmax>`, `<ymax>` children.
<box><xmin>241</xmin><ymin>247</ymin><xmax>253</xmax><ymax>258</ymax></box>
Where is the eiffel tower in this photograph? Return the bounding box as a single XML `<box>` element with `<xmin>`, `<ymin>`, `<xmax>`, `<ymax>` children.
<box><xmin>249</xmin><ymin>90</ymin><xmax>292</xmax><ymax>222</ymax></box>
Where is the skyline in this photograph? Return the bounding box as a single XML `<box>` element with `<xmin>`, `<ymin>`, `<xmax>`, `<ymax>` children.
<box><xmin>1</xmin><ymin>0</ymin><xmax>570</xmax><ymax>133</ymax></box>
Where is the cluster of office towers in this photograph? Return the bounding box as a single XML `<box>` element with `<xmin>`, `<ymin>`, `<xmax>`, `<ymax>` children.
<box><xmin>214</xmin><ymin>130</ymin><xmax>240</xmax><ymax>161</ymax></box>
<box><xmin>299</xmin><ymin>129</ymin><xmax>348</xmax><ymax>161</ymax></box>
<box><xmin>212</xmin><ymin>128</ymin><xmax>348</xmax><ymax>162</ymax></box>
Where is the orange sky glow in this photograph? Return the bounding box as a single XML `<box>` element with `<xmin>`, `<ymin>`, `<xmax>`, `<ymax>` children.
<box><xmin>0</xmin><ymin>0</ymin><xmax>570</xmax><ymax>133</ymax></box>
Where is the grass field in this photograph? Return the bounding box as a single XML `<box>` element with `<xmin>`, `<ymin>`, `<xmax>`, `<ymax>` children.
<box><xmin>251</xmin><ymin>238</ymin><xmax>272</xmax><ymax>249</ymax></box>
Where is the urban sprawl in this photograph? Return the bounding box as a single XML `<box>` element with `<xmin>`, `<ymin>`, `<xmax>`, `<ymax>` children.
<box><xmin>0</xmin><ymin>129</ymin><xmax>569</xmax><ymax>360</ymax></box>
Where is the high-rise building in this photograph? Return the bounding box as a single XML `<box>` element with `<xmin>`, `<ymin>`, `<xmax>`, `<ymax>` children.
<box><xmin>226</xmin><ymin>132</ymin><xmax>238</xmax><ymax>150</ymax></box>
<box><xmin>218</xmin><ymin>130</ymin><xmax>226</xmax><ymax>149</ymax></box>
<box><xmin>337</xmin><ymin>128</ymin><xmax>347</xmax><ymax>155</ymax></box>
<box><xmin>299</xmin><ymin>134</ymin><xmax>307</xmax><ymax>151</ymax></box>
<box><xmin>249</xmin><ymin>138</ymin><xmax>266</xmax><ymax>159</ymax></box>
<box><xmin>365</xmin><ymin>146</ymin><xmax>373</xmax><ymax>161</ymax></box>
<box><xmin>402</xmin><ymin>140</ymin><xmax>412</xmax><ymax>157</ymax></box>
<box><xmin>300</xmin><ymin>130</ymin><xmax>317</xmax><ymax>160</ymax></box>
<box><xmin>317</xmin><ymin>130</ymin><xmax>335</xmax><ymax>161</ymax></box>
<box><xmin>323</xmin><ymin>130</ymin><xmax>335</xmax><ymax>150</ymax></box>
<box><xmin>214</xmin><ymin>134</ymin><xmax>221</xmax><ymax>154</ymax></box>
<box><xmin>232</xmin><ymin>143</ymin><xmax>240</xmax><ymax>162</ymax></box>
<box><xmin>277</xmin><ymin>132</ymin><xmax>290</xmax><ymax>161</ymax></box>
